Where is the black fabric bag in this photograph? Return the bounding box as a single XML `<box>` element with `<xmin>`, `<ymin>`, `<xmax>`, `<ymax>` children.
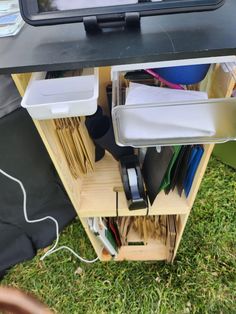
<box><xmin>0</xmin><ymin>75</ymin><xmax>21</xmax><ymax>118</ymax></box>
<box><xmin>0</xmin><ymin>108</ymin><xmax>76</xmax><ymax>277</ymax></box>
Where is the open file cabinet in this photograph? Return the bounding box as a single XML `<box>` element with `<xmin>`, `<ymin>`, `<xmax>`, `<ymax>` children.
<box><xmin>12</xmin><ymin>55</ymin><xmax>236</xmax><ymax>262</ymax></box>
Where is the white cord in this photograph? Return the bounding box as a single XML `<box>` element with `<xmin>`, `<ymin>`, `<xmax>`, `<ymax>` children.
<box><xmin>0</xmin><ymin>168</ymin><xmax>99</xmax><ymax>264</ymax></box>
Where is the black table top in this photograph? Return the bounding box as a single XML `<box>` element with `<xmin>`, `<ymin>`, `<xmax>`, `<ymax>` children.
<box><xmin>0</xmin><ymin>0</ymin><xmax>236</xmax><ymax>74</ymax></box>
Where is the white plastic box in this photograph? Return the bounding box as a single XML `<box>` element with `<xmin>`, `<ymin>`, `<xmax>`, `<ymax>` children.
<box><xmin>21</xmin><ymin>68</ymin><xmax>99</xmax><ymax>120</ymax></box>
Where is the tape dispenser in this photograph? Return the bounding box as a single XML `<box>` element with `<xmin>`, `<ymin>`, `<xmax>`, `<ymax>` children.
<box><xmin>119</xmin><ymin>155</ymin><xmax>148</xmax><ymax>210</ymax></box>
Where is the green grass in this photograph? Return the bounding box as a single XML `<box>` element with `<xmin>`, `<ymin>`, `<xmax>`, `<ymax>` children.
<box><xmin>2</xmin><ymin>157</ymin><xmax>236</xmax><ymax>314</ymax></box>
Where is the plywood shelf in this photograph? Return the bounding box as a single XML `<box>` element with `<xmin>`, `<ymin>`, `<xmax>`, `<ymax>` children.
<box><xmin>78</xmin><ymin>153</ymin><xmax>193</xmax><ymax>218</ymax></box>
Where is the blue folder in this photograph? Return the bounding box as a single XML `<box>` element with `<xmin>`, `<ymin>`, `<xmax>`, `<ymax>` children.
<box><xmin>184</xmin><ymin>146</ymin><xmax>204</xmax><ymax>197</ymax></box>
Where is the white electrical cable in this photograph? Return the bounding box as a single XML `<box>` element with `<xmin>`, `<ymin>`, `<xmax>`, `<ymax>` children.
<box><xmin>0</xmin><ymin>168</ymin><xmax>99</xmax><ymax>264</ymax></box>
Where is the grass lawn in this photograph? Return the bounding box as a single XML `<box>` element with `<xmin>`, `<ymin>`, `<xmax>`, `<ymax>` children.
<box><xmin>2</xmin><ymin>157</ymin><xmax>236</xmax><ymax>314</ymax></box>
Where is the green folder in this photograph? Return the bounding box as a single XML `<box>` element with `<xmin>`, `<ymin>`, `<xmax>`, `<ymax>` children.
<box><xmin>160</xmin><ymin>146</ymin><xmax>182</xmax><ymax>191</ymax></box>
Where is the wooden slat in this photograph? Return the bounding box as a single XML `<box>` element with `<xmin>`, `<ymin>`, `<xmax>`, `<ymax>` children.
<box><xmin>98</xmin><ymin>67</ymin><xmax>111</xmax><ymax>115</ymax></box>
<box><xmin>112</xmin><ymin>243</ymin><xmax>167</xmax><ymax>261</ymax></box>
<box><xmin>166</xmin><ymin>215</ymin><xmax>177</xmax><ymax>263</ymax></box>
<box><xmin>200</xmin><ymin>64</ymin><xmax>235</xmax><ymax>98</ymax></box>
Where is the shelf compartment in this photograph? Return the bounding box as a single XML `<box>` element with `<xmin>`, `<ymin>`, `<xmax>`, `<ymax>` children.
<box><xmin>78</xmin><ymin>143</ymin><xmax>213</xmax><ymax>218</ymax></box>
<box><xmin>99</xmin><ymin>215</ymin><xmax>176</xmax><ymax>262</ymax></box>
<box><xmin>78</xmin><ymin>153</ymin><xmax>190</xmax><ymax>217</ymax></box>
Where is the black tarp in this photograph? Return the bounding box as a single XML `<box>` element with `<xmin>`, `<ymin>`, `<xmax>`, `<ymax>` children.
<box><xmin>0</xmin><ymin>108</ymin><xmax>77</xmax><ymax>278</ymax></box>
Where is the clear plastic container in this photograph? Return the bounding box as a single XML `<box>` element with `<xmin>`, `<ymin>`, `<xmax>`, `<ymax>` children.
<box><xmin>112</xmin><ymin>58</ymin><xmax>236</xmax><ymax>147</ymax></box>
<box><xmin>112</xmin><ymin>99</ymin><xmax>236</xmax><ymax>147</ymax></box>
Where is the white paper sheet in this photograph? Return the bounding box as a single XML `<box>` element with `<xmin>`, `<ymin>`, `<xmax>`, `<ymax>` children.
<box><xmin>117</xmin><ymin>83</ymin><xmax>215</xmax><ymax>142</ymax></box>
<box><xmin>125</xmin><ymin>82</ymin><xmax>209</xmax><ymax>105</ymax></box>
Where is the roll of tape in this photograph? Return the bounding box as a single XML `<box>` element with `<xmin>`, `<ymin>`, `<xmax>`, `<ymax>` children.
<box><xmin>127</xmin><ymin>168</ymin><xmax>140</xmax><ymax>200</ymax></box>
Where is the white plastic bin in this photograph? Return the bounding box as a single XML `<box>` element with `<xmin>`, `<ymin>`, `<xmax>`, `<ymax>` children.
<box><xmin>21</xmin><ymin>68</ymin><xmax>99</xmax><ymax>120</ymax></box>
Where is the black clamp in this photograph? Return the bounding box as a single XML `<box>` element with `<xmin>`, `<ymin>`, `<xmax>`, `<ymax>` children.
<box><xmin>83</xmin><ymin>12</ymin><xmax>140</xmax><ymax>33</ymax></box>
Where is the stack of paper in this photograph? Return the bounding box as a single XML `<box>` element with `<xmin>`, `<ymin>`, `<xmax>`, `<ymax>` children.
<box><xmin>54</xmin><ymin>117</ymin><xmax>95</xmax><ymax>179</ymax></box>
<box><xmin>119</xmin><ymin>83</ymin><xmax>215</xmax><ymax>143</ymax></box>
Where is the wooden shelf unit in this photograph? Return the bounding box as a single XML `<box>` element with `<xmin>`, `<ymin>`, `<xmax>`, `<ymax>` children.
<box><xmin>12</xmin><ymin>61</ymin><xmax>235</xmax><ymax>263</ymax></box>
